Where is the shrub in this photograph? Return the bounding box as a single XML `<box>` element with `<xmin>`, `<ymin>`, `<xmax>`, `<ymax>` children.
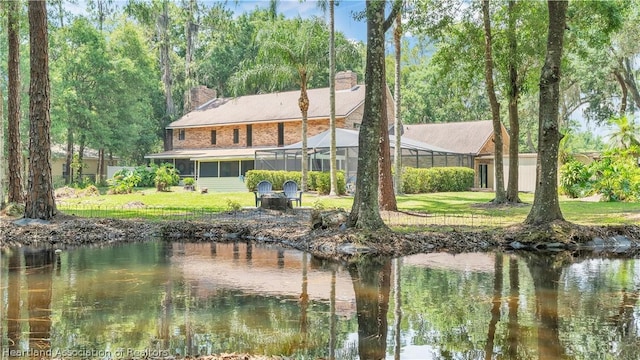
<box><xmin>559</xmin><ymin>160</ymin><xmax>593</xmax><ymax>198</ymax></box>
<box><xmin>226</xmin><ymin>199</ymin><xmax>242</xmax><ymax>212</ymax></box>
<box><xmin>108</xmin><ymin>169</ymin><xmax>141</xmax><ymax>194</ymax></box>
<box><xmin>155</xmin><ymin>164</ymin><xmax>180</xmax><ymax>192</ymax></box>
<box><xmin>401</xmin><ymin>167</ymin><xmax>474</xmax><ymax>194</ymax></box>
<box><xmin>183</xmin><ymin>177</ymin><xmax>195</xmax><ymax>186</ymax></box>
<box><xmin>135</xmin><ymin>164</ymin><xmax>158</xmax><ymax>187</ymax></box>
<box><xmin>589</xmin><ymin>149</ymin><xmax>640</xmax><ymax>202</ymax></box>
<box><xmin>245</xmin><ymin>170</ymin><xmax>346</xmax><ymax>194</ymax></box>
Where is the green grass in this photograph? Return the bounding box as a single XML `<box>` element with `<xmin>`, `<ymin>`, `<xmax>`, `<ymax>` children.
<box><xmin>55</xmin><ymin>187</ymin><xmax>640</xmax><ymax>226</ymax></box>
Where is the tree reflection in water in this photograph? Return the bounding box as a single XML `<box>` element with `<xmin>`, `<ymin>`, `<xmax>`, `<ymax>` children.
<box><xmin>24</xmin><ymin>248</ymin><xmax>56</xmax><ymax>353</ymax></box>
<box><xmin>349</xmin><ymin>257</ymin><xmax>392</xmax><ymax>360</ymax></box>
<box><xmin>3</xmin><ymin>243</ymin><xmax>640</xmax><ymax>358</ymax></box>
<box><xmin>523</xmin><ymin>252</ymin><xmax>567</xmax><ymax>359</ymax></box>
<box><xmin>7</xmin><ymin>249</ymin><xmax>22</xmax><ymax>353</ymax></box>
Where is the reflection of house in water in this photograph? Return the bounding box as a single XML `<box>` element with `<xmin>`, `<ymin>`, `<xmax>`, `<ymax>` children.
<box><xmin>403</xmin><ymin>252</ymin><xmax>496</xmax><ymax>273</ymax></box>
<box><xmin>172</xmin><ymin>243</ymin><xmax>356</xmax><ymax>316</ymax></box>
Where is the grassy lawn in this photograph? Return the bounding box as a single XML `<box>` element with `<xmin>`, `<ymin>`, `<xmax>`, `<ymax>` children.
<box><xmin>55</xmin><ymin>187</ymin><xmax>640</xmax><ymax>226</ymax></box>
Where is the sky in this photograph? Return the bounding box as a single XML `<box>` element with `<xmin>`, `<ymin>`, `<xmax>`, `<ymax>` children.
<box><xmin>230</xmin><ymin>0</ymin><xmax>368</xmax><ymax>42</ymax></box>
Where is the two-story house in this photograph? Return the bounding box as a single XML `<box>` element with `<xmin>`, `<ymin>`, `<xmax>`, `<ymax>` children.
<box><xmin>146</xmin><ymin>71</ymin><xmax>389</xmax><ymax>191</ymax></box>
<box><xmin>146</xmin><ymin>71</ymin><xmax>504</xmax><ymax>193</ymax></box>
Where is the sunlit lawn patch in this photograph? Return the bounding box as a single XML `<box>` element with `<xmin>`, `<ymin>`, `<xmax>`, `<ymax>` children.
<box><xmin>55</xmin><ymin>187</ymin><xmax>640</xmax><ymax>226</ymax></box>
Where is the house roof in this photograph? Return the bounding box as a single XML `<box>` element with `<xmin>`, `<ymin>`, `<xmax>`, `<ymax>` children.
<box><xmin>400</xmin><ymin>120</ymin><xmax>497</xmax><ymax>155</ymax></box>
<box><xmin>167</xmin><ymin>85</ymin><xmax>366</xmax><ymax>129</ymax></box>
<box><xmin>145</xmin><ymin>147</ymin><xmax>274</xmax><ymax>161</ymax></box>
<box><xmin>51</xmin><ymin>144</ymin><xmax>118</xmax><ymax>160</ymax></box>
<box><xmin>279</xmin><ymin>128</ymin><xmax>459</xmax><ymax>154</ymax></box>
<box><xmin>146</xmin><ymin>128</ymin><xmax>462</xmax><ymax>161</ymax></box>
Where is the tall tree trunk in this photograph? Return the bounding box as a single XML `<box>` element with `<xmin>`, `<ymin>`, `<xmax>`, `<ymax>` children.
<box><xmin>65</xmin><ymin>128</ymin><xmax>74</xmax><ymax>184</ymax></box>
<box><xmin>506</xmin><ymin>0</ymin><xmax>520</xmax><ymax>203</ymax></box>
<box><xmin>481</xmin><ymin>0</ymin><xmax>506</xmax><ymax>204</ymax></box>
<box><xmin>348</xmin><ymin>1</ymin><xmax>387</xmax><ymax>230</ymax></box>
<box><xmin>158</xmin><ymin>0</ymin><xmax>175</xmax><ymax>122</ymax></box>
<box><xmin>299</xmin><ymin>70</ymin><xmax>309</xmax><ymax>191</ymax></box>
<box><xmin>77</xmin><ymin>135</ymin><xmax>86</xmax><ymax>183</ymax></box>
<box><xmin>621</xmin><ymin>57</ymin><xmax>640</xmax><ymax>111</ymax></box>
<box><xmin>8</xmin><ymin>0</ymin><xmax>24</xmax><ymax>204</ymax></box>
<box><xmin>379</xmin><ymin>86</ymin><xmax>397</xmax><ymax>211</ymax></box>
<box><xmin>0</xmin><ymin>85</ymin><xmax>5</xmax><ymax>209</ymax></box>
<box><xmin>525</xmin><ymin>0</ymin><xmax>568</xmax><ymax>225</ymax></box>
<box><xmin>329</xmin><ymin>0</ymin><xmax>338</xmax><ymax>196</ymax></box>
<box><xmin>613</xmin><ymin>69</ymin><xmax>628</xmax><ymax>115</ymax></box>
<box><xmin>98</xmin><ymin>148</ymin><xmax>105</xmax><ymax>185</ymax></box>
<box><xmin>183</xmin><ymin>0</ymin><xmax>198</xmax><ymax>114</ymax></box>
<box><xmin>25</xmin><ymin>0</ymin><xmax>56</xmax><ymax>220</ymax></box>
<box><xmin>393</xmin><ymin>12</ymin><xmax>403</xmax><ymax>196</ymax></box>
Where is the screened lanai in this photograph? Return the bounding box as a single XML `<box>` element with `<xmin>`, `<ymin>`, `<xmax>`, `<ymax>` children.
<box><xmin>254</xmin><ymin>128</ymin><xmax>474</xmax><ymax>180</ymax></box>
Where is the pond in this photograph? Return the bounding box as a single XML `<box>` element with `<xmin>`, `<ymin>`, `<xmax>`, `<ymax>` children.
<box><xmin>0</xmin><ymin>241</ymin><xmax>639</xmax><ymax>359</ymax></box>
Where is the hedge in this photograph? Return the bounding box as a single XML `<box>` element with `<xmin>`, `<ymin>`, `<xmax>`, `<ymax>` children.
<box><xmin>245</xmin><ymin>170</ymin><xmax>346</xmax><ymax>195</ymax></box>
<box><xmin>401</xmin><ymin>167</ymin><xmax>474</xmax><ymax>194</ymax></box>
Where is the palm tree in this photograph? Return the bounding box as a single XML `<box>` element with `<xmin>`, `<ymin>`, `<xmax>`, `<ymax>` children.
<box><xmin>607</xmin><ymin>115</ymin><xmax>640</xmax><ymax>149</ymax></box>
<box><xmin>329</xmin><ymin>0</ymin><xmax>338</xmax><ymax>196</ymax></box>
<box><xmin>393</xmin><ymin>11</ymin><xmax>402</xmax><ymax>196</ymax></box>
<box><xmin>230</xmin><ymin>18</ymin><xmax>328</xmax><ymax>191</ymax></box>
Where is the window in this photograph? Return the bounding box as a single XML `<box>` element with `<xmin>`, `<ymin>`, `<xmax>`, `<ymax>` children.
<box><xmin>210</xmin><ymin>130</ymin><xmax>217</xmax><ymax>145</ymax></box>
<box><xmin>246</xmin><ymin>125</ymin><xmax>253</xmax><ymax>147</ymax></box>
<box><xmin>479</xmin><ymin>164</ymin><xmax>488</xmax><ymax>188</ymax></box>
<box><xmin>178</xmin><ymin>129</ymin><xmax>186</xmax><ymax>140</ymax></box>
<box><xmin>220</xmin><ymin>161</ymin><xmax>239</xmax><ymax>177</ymax></box>
<box><xmin>233</xmin><ymin>128</ymin><xmax>239</xmax><ymax>144</ymax></box>
<box><xmin>200</xmin><ymin>162</ymin><xmax>219</xmax><ymax>177</ymax></box>
<box><xmin>278</xmin><ymin>123</ymin><xmax>284</xmax><ymax>146</ymax></box>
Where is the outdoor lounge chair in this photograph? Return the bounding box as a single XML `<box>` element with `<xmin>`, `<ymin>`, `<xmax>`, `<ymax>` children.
<box><xmin>254</xmin><ymin>180</ymin><xmax>273</xmax><ymax>207</ymax></box>
<box><xmin>283</xmin><ymin>180</ymin><xmax>303</xmax><ymax>207</ymax></box>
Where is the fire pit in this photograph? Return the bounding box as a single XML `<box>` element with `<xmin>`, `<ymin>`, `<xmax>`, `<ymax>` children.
<box><xmin>260</xmin><ymin>192</ymin><xmax>291</xmax><ymax>211</ymax></box>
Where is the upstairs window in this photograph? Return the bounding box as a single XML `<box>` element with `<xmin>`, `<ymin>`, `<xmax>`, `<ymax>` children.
<box><xmin>278</xmin><ymin>123</ymin><xmax>284</xmax><ymax>146</ymax></box>
<box><xmin>210</xmin><ymin>130</ymin><xmax>217</xmax><ymax>145</ymax></box>
<box><xmin>233</xmin><ymin>128</ymin><xmax>239</xmax><ymax>144</ymax></box>
<box><xmin>178</xmin><ymin>129</ymin><xmax>186</xmax><ymax>140</ymax></box>
<box><xmin>246</xmin><ymin>125</ymin><xmax>253</xmax><ymax>147</ymax></box>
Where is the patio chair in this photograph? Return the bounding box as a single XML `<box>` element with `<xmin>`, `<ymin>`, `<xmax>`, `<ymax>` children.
<box><xmin>254</xmin><ymin>180</ymin><xmax>273</xmax><ymax>207</ymax></box>
<box><xmin>283</xmin><ymin>180</ymin><xmax>303</xmax><ymax>207</ymax></box>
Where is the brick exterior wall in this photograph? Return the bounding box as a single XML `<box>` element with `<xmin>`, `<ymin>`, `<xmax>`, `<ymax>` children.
<box><xmin>173</xmin><ymin>118</ymin><xmax>346</xmax><ymax>149</ymax></box>
<box><xmin>172</xmin><ymin>96</ymin><xmax>398</xmax><ymax>150</ymax></box>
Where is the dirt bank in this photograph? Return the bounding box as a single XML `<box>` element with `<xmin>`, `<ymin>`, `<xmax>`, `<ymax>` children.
<box><xmin>2</xmin><ymin>209</ymin><xmax>640</xmax><ymax>259</ymax></box>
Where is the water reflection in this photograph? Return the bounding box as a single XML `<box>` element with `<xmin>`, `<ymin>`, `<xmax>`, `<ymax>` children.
<box><xmin>1</xmin><ymin>243</ymin><xmax>640</xmax><ymax>359</ymax></box>
<box><xmin>349</xmin><ymin>257</ymin><xmax>391</xmax><ymax>360</ymax></box>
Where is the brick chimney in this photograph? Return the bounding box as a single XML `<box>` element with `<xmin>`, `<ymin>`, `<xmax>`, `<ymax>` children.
<box><xmin>187</xmin><ymin>85</ymin><xmax>217</xmax><ymax>112</ymax></box>
<box><xmin>335</xmin><ymin>71</ymin><xmax>357</xmax><ymax>90</ymax></box>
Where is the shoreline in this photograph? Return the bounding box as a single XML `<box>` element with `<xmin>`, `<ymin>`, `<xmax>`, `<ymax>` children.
<box><xmin>2</xmin><ymin>209</ymin><xmax>640</xmax><ymax>259</ymax></box>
